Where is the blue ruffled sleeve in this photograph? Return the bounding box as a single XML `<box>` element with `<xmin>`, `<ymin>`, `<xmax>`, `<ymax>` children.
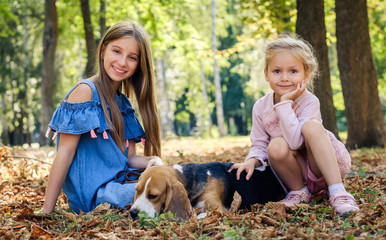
<box><xmin>47</xmin><ymin>79</ymin><xmax>145</xmax><ymax>145</ymax></box>
<box><xmin>48</xmin><ymin>100</ymin><xmax>109</xmax><ymax>135</ymax></box>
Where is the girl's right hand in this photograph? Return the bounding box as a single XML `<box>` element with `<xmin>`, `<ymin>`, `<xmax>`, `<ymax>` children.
<box><xmin>146</xmin><ymin>156</ymin><xmax>164</xmax><ymax>168</ymax></box>
<box><xmin>228</xmin><ymin>158</ymin><xmax>260</xmax><ymax>181</ymax></box>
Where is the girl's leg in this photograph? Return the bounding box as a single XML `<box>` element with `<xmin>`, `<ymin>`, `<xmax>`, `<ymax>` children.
<box><xmin>268</xmin><ymin>137</ymin><xmax>305</xmax><ymax>191</ymax></box>
<box><xmin>302</xmin><ymin>120</ymin><xmax>359</xmax><ymax>215</ymax></box>
<box><xmin>302</xmin><ymin>120</ymin><xmax>342</xmax><ymax>186</ymax></box>
<box><xmin>268</xmin><ymin>137</ymin><xmax>311</xmax><ymax>206</ymax></box>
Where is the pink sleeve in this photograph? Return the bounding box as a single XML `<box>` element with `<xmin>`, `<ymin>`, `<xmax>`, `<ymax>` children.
<box><xmin>274</xmin><ymin>96</ymin><xmax>321</xmax><ymax>150</ymax></box>
<box><xmin>245</xmin><ymin>101</ymin><xmax>270</xmax><ymax>171</ymax></box>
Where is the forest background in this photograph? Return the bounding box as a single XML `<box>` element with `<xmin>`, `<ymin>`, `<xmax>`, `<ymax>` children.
<box><xmin>0</xmin><ymin>0</ymin><xmax>385</xmax><ymax>239</ymax></box>
<box><xmin>0</xmin><ymin>0</ymin><xmax>385</xmax><ymax>149</ymax></box>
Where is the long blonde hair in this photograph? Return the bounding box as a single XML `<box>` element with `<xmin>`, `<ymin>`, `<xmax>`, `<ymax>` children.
<box><xmin>264</xmin><ymin>34</ymin><xmax>318</xmax><ymax>92</ymax></box>
<box><xmin>91</xmin><ymin>21</ymin><xmax>161</xmax><ymax>157</ymax></box>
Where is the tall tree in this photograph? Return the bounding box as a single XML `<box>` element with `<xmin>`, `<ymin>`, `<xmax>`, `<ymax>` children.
<box><xmin>199</xmin><ymin>59</ymin><xmax>213</xmax><ymax>136</ymax></box>
<box><xmin>99</xmin><ymin>0</ymin><xmax>107</xmax><ymax>38</ymax></box>
<box><xmin>336</xmin><ymin>0</ymin><xmax>385</xmax><ymax>148</ymax></box>
<box><xmin>296</xmin><ymin>0</ymin><xmax>339</xmax><ymax>137</ymax></box>
<box><xmin>39</xmin><ymin>0</ymin><xmax>58</xmax><ymax>146</ymax></box>
<box><xmin>156</xmin><ymin>58</ymin><xmax>174</xmax><ymax>138</ymax></box>
<box><xmin>80</xmin><ymin>0</ymin><xmax>96</xmax><ymax>77</ymax></box>
<box><xmin>22</xmin><ymin>12</ymin><xmax>32</xmax><ymax>146</ymax></box>
<box><xmin>211</xmin><ymin>0</ymin><xmax>226</xmax><ymax>137</ymax></box>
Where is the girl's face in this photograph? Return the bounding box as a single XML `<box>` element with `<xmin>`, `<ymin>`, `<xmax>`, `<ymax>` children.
<box><xmin>264</xmin><ymin>50</ymin><xmax>310</xmax><ymax>103</ymax></box>
<box><xmin>102</xmin><ymin>37</ymin><xmax>140</xmax><ymax>90</ymax></box>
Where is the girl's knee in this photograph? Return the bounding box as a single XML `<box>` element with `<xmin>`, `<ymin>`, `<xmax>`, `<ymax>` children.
<box><xmin>268</xmin><ymin>138</ymin><xmax>291</xmax><ymax>163</ymax></box>
<box><xmin>302</xmin><ymin>120</ymin><xmax>325</xmax><ymax>138</ymax></box>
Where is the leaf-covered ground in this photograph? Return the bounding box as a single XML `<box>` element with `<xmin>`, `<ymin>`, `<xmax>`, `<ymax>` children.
<box><xmin>0</xmin><ymin>136</ymin><xmax>385</xmax><ymax>239</ymax></box>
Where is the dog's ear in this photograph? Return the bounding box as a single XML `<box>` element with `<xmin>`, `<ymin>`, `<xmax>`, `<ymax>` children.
<box><xmin>164</xmin><ymin>181</ymin><xmax>192</xmax><ymax>221</ymax></box>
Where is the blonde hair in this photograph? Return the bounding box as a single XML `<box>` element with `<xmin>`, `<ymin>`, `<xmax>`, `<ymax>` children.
<box><xmin>263</xmin><ymin>34</ymin><xmax>318</xmax><ymax>91</ymax></box>
<box><xmin>91</xmin><ymin>21</ymin><xmax>161</xmax><ymax>157</ymax></box>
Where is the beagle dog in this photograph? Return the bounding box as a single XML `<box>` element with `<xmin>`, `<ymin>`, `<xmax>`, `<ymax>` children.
<box><xmin>129</xmin><ymin>162</ymin><xmax>286</xmax><ymax>221</ymax></box>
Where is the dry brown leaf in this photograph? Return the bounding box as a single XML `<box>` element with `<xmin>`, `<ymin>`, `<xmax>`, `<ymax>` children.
<box><xmin>61</xmin><ymin>210</ymin><xmax>77</xmax><ymax>222</ymax></box>
<box><xmin>92</xmin><ymin>202</ymin><xmax>111</xmax><ymax>214</ymax></box>
<box><xmin>267</xmin><ymin>202</ymin><xmax>287</xmax><ymax>222</ymax></box>
<box><xmin>94</xmin><ymin>232</ymin><xmax>118</xmax><ymax>240</ymax></box>
<box><xmin>229</xmin><ymin>192</ymin><xmax>241</xmax><ymax>213</ymax></box>
<box><xmin>260</xmin><ymin>215</ymin><xmax>280</xmax><ymax>227</ymax></box>
<box><xmin>83</xmin><ymin>217</ymin><xmax>104</xmax><ymax>228</ymax></box>
<box><xmin>378</xmin><ymin>215</ymin><xmax>386</xmax><ymax>230</ymax></box>
<box><xmin>30</xmin><ymin>224</ymin><xmax>52</xmax><ymax>240</ymax></box>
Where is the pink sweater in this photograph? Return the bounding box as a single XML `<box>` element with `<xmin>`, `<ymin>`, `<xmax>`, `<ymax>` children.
<box><xmin>246</xmin><ymin>90</ymin><xmax>351</xmax><ymax>177</ymax></box>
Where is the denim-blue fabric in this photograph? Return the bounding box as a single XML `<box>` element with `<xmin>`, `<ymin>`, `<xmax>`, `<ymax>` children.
<box><xmin>48</xmin><ymin>80</ymin><xmax>145</xmax><ymax>213</ymax></box>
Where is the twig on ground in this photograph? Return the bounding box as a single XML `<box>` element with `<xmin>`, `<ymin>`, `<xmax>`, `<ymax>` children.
<box><xmin>7</xmin><ymin>155</ymin><xmax>52</xmax><ymax>165</ymax></box>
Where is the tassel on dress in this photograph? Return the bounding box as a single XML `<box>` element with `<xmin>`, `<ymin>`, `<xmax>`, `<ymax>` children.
<box><xmin>45</xmin><ymin>128</ymin><xmax>51</xmax><ymax>138</ymax></box>
<box><xmin>52</xmin><ymin>132</ymin><xmax>58</xmax><ymax>140</ymax></box>
<box><xmin>90</xmin><ymin>129</ymin><xmax>97</xmax><ymax>138</ymax></box>
<box><xmin>102</xmin><ymin>131</ymin><xmax>109</xmax><ymax>139</ymax></box>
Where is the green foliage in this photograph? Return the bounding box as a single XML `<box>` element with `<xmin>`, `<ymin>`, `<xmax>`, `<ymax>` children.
<box><xmin>223</xmin><ymin>228</ymin><xmax>245</xmax><ymax>239</ymax></box>
<box><xmin>358</xmin><ymin>167</ymin><xmax>366</xmax><ymax>178</ymax></box>
<box><xmin>0</xmin><ymin>1</ymin><xmax>19</xmax><ymax>37</ymax></box>
<box><xmin>0</xmin><ymin>0</ymin><xmax>44</xmax><ymax>144</ymax></box>
<box><xmin>1</xmin><ymin>0</ymin><xmax>384</xmax><ymax>143</ymax></box>
<box><xmin>239</xmin><ymin>0</ymin><xmax>296</xmax><ymax>38</ymax></box>
<box><xmin>345</xmin><ymin>234</ymin><xmax>355</xmax><ymax>240</ymax></box>
<box><xmin>137</xmin><ymin>211</ymin><xmax>176</xmax><ymax>228</ymax></box>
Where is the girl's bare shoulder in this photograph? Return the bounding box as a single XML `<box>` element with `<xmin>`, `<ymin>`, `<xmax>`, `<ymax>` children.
<box><xmin>67</xmin><ymin>83</ymin><xmax>92</xmax><ymax>103</ymax></box>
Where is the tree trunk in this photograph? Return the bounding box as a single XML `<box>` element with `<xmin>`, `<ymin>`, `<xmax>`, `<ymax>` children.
<box><xmin>211</xmin><ymin>0</ymin><xmax>226</xmax><ymax>137</ymax></box>
<box><xmin>39</xmin><ymin>0</ymin><xmax>58</xmax><ymax>146</ymax></box>
<box><xmin>336</xmin><ymin>0</ymin><xmax>386</xmax><ymax>148</ymax></box>
<box><xmin>1</xmin><ymin>95</ymin><xmax>9</xmax><ymax>145</ymax></box>
<box><xmin>23</xmin><ymin>14</ymin><xmax>31</xmax><ymax>146</ymax></box>
<box><xmin>80</xmin><ymin>0</ymin><xmax>96</xmax><ymax>77</ymax></box>
<box><xmin>99</xmin><ymin>0</ymin><xmax>107</xmax><ymax>39</ymax></box>
<box><xmin>296</xmin><ymin>0</ymin><xmax>339</xmax><ymax>138</ymax></box>
<box><xmin>199</xmin><ymin>59</ymin><xmax>213</xmax><ymax>137</ymax></box>
<box><xmin>156</xmin><ymin>58</ymin><xmax>174</xmax><ymax>138</ymax></box>
<box><xmin>0</xmin><ymin>42</ymin><xmax>9</xmax><ymax>145</ymax></box>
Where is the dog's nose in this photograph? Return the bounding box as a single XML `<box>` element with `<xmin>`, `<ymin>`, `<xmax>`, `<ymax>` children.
<box><xmin>130</xmin><ymin>209</ymin><xmax>139</xmax><ymax>220</ymax></box>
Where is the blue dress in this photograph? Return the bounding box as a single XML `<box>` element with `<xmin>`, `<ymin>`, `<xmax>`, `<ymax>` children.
<box><xmin>47</xmin><ymin>80</ymin><xmax>145</xmax><ymax>213</ymax></box>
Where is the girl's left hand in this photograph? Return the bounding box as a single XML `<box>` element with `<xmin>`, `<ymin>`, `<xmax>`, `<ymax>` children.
<box><xmin>147</xmin><ymin>156</ymin><xmax>164</xmax><ymax>168</ymax></box>
<box><xmin>281</xmin><ymin>80</ymin><xmax>306</xmax><ymax>102</ymax></box>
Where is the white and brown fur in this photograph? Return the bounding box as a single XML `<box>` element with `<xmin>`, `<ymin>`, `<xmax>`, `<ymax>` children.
<box><xmin>129</xmin><ymin>162</ymin><xmax>286</xmax><ymax>221</ymax></box>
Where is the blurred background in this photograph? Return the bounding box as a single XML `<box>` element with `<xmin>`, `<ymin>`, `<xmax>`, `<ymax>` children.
<box><xmin>0</xmin><ymin>0</ymin><xmax>385</xmax><ymax>149</ymax></box>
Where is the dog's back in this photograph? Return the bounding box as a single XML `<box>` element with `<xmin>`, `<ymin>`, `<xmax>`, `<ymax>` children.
<box><xmin>176</xmin><ymin>162</ymin><xmax>235</xmax><ymax>210</ymax></box>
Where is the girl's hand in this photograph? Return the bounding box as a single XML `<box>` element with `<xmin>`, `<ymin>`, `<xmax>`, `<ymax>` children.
<box><xmin>228</xmin><ymin>158</ymin><xmax>260</xmax><ymax>181</ymax></box>
<box><xmin>281</xmin><ymin>80</ymin><xmax>306</xmax><ymax>102</ymax></box>
<box><xmin>146</xmin><ymin>156</ymin><xmax>164</xmax><ymax>168</ymax></box>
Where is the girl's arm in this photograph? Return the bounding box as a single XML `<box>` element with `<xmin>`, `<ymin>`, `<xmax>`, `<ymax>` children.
<box><xmin>275</xmin><ymin>93</ymin><xmax>320</xmax><ymax>150</ymax></box>
<box><xmin>42</xmin><ymin>133</ymin><xmax>80</xmax><ymax>213</ymax></box>
<box><xmin>245</xmin><ymin>100</ymin><xmax>271</xmax><ymax>169</ymax></box>
<box><xmin>126</xmin><ymin>139</ymin><xmax>163</xmax><ymax>168</ymax></box>
<box><xmin>42</xmin><ymin>82</ymin><xmax>92</xmax><ymax>213</ymax></box>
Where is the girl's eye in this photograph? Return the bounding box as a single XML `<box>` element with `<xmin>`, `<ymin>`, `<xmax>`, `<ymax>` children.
<box><xmin>290</xmin><ymin>69</ymin><xmax>297</xmax><ymax>74</ymax></box>
<box><xmin>273</xmin><ymin>69</ymin><xmax>280</xmax><ymax>74</ymax></box>
<box><xmin>113</xmin><ymin>49</ymin><xmax>120</xmax><ymax>54</ymax></box>
<box><xmin>129</xmin><ymin>56</ymin><xmax>138</xmax><ymax>61</ymax></box>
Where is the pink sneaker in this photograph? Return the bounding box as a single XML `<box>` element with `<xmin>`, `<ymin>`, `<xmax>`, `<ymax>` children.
<box><xmin>330</xmin><ymin>190</ymin><xmax>359</xmax><ymax>215</ymax></box>
<box><xmin>279</xmin><ymin>190</ymin><xmax>311</xmax><ymax>206</ymax></box>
